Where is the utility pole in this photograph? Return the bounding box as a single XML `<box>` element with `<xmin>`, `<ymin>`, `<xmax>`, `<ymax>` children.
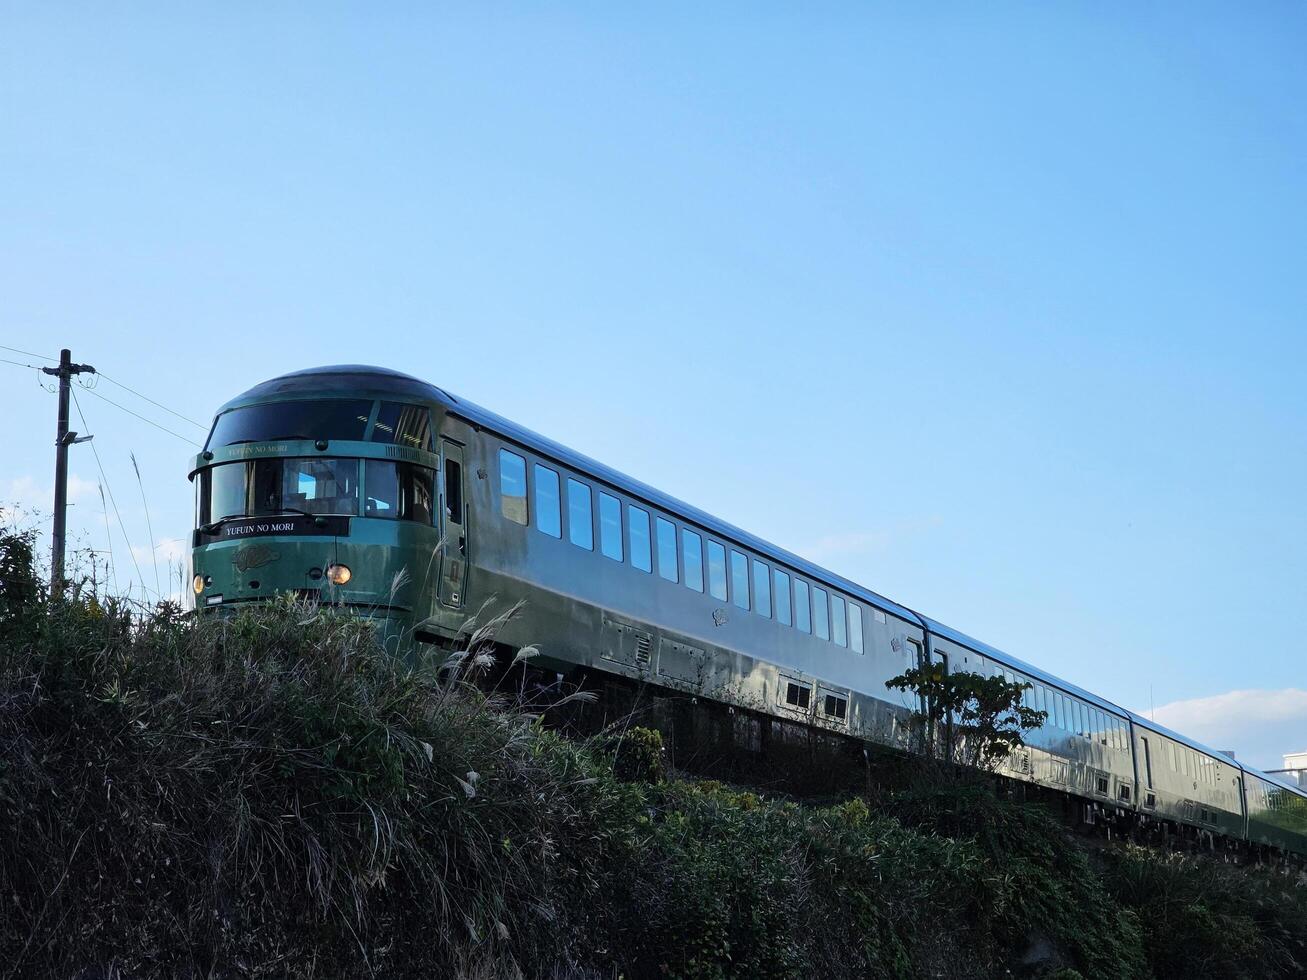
<box><xmin>42</xmin><ymin>348</ymin><xmax>95</xmax><ymax>593</ymax></box>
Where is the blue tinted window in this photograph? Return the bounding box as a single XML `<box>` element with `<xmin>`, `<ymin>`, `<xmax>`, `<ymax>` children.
<box><xmin>707</xmin><ymin>541</ymin><xmax>727</xmax><ymax>600</ymax></box>
<box><xmin>751</xmin><ymin>559</ymin><xmax>771</xmax><ymax>618</ymax></box>
<box><xmin>794</xmin><ymin>580</ymin><xmax>811</xmax><ymax>633</ymax></box>
<box><xmin>599</xmin><ymin>492</ymin><xmax>622</xmax><ymax>561</ymax></box>
<box><xmin>567</xmin><ymin>479</ymin><xmax>592</xmax><ymax>550</ymax></box>
<box><xmin>534</xmin><ymin>464</ymin><xmax>561</xmax><ymax>538</ymax></box>
<box><xmin>773</xmin><ymin>569</ymin><xmax>791</xmax><ymax>625</ymax></box>
<box><xmin>848</xmin><ymin>601</ymin><xmax>864</xmax><ymax>653</ymax></box>
<box><xmin>628</xmin><ymin>505</ymin><xmax>652</xmax><ymax>572</ymax></box>
<box><xmin>831</xmin><ymin>595</ymin><xmax>847</xmax><ymax>647</ymax></box>
<box><xmin>730</xmin><ymin>550</ymin><xmax>750</xmax><ymax>610</ymax></box>
<box><xmin>683</xmin><ymin>528</ymin><xmax>704</xmax><ymax>592</ymax></box>
<box><xmin>813</xmin><ymin>586</ymin><xmax>830</xmax><ymax>640</ymax></box>
<box><xmin>499</xmin><ymin>449</ymin><xmax>527</xmax><ymax>525</ymax></box>
<box><xmin>656</xmin><ymin>517</ymin><xmax>678</xmax><ymax>582</ymax></box>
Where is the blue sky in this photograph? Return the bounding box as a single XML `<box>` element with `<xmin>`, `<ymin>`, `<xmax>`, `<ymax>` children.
<box><xmin>2</xmin><ymin>4</ymin><xmax>1304</xmax><ymax>769</ymax></box>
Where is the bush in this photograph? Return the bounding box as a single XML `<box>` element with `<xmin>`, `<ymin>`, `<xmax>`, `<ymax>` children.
<box><xmin>610</xmin><ymin>725</ymin><xmax>667</xmax><ymax>783</ymax></box>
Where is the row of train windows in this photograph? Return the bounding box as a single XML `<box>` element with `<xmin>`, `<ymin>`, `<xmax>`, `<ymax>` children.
<box><xmin>1142</xmin><ymin>736</ymin><xmax>1227</xmax><ymax>790</ymax></box>
<box><xmin>993</xmin><ymin>666</ymin><xmax>1130</xmax><ymax>751</ymax></box>
<box><xmin>499</xmin><ymin>448</ymin><xmax>866</xmax><ymax>653</ymax></box>
<box><xmin>1167</xmin><ymin>742</ymin><xmax>1224</xmax><ymax>786</ymax></box>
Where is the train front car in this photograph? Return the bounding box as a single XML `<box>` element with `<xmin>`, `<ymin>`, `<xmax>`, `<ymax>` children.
<box><xmin>189</xmin><ymin>366</ymin><xmax>463</xmax><ymax>646</ymax></box>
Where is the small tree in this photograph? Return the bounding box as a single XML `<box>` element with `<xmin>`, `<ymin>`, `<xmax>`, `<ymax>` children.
<box><xmin>0</xmin><ymin>510</ymin><xmax>40</xmax><ymax>623</ymax></box>
<box><xmin>886</xmin><ymin>665</ymin><xmax>1046</xmax><ymax>772</ymax></box>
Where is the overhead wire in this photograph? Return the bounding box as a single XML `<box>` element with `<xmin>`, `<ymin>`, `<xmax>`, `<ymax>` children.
<box><xmin>0</xmin><ymin>343</ymin><xmax>57</xmax><ymax>362</ymax></box>
<box><xmin>70</xmin><ymin>386</ymin><xmax>155</xmax><ymax>603</ymax></box>
<box><xmin>75</xmin><ymin>384</ymin><xmax>203</xmax><ymax>448</ymax></box>
<box><xmin>95</xmin><ymin>371</ymin><xmax>207</xmax><ymax>430</ymax></box>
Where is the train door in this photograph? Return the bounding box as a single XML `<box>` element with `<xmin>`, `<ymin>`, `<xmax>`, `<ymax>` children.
<box><xmin>438</xmin><ymin>439</ymin><xmax>468</xmax><ymax>608</ymax></box>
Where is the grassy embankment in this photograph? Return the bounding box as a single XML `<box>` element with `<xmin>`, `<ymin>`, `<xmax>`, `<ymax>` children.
<box><xmin>1</xmin><ymin>523</ymin><xmax>1305</xmax><ymax>979</ymax></box>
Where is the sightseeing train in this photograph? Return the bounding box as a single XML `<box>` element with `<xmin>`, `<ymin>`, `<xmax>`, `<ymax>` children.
<box><xmin>189</xmin><ymin>365</ymin><xmax>1307</xmax><ymax>859</ymax></box>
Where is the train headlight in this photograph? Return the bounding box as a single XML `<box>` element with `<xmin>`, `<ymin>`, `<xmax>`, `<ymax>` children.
<box><xmin>193</xmin><ymin>574</ymin><xmax>204</xmax><ymax>595</ymax></box>
<box><xmin>326</xmin><ymin>563</ymin><xmax>352</xmax><ymax>586</ymax></box>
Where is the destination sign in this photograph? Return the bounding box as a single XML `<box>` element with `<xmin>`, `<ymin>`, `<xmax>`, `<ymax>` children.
<box><xmin>194</xmin><ymin>514</ymin><xmax>349</xmax><ymax>545</ymax></box>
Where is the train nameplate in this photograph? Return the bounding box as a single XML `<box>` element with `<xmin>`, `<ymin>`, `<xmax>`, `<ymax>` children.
<box><xmin>195</xmin><ymin>515</ymin><xmax>350</xmax><ymax>544</ymax></box>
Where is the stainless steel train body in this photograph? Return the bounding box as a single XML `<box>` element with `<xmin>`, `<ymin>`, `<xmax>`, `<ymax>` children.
<box><xmin>190</xmin><ymin>366</ymin><xmax>1307</xmax><ymax>859</ymax></box>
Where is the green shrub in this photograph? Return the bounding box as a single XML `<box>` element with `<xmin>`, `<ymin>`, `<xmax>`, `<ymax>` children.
<box><xmin>610</xmin><ymin>725</ymin><xmax>667</xmax><ymax>783</ymax></box>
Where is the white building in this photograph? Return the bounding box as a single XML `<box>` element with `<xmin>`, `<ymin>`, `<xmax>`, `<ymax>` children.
<box><xmin>1270</xmin><ymin>751</ymin><xmax>1307</xmax><ymax>788</ymax></box>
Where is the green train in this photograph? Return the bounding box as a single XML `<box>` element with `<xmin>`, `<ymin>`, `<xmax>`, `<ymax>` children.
<box><xmin>190</xmin><ymin>365</ymin><xmax>1307</xmax><ymax>860</ymax></box>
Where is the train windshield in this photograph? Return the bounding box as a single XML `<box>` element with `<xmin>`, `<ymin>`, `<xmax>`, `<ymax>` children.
<box><xmin>205</xmin><ymin>400</ymin><xmax>373</xmax><ymax>450</ymax></box>
<box><xmin>200</xmin><ymin>458</ymin><xmax>360</xmax><ymax>524</ymax></box>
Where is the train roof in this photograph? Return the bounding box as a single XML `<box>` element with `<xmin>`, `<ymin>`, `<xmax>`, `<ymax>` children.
<box><xmin>216</xmin><ymin>364</ymin><xmax>451</xmax><ymax>414</ymax></box>
<box><xmin>920</xmin><ymin>616</ymin><xmax>1131</xmax><ymax>719</ymax></box>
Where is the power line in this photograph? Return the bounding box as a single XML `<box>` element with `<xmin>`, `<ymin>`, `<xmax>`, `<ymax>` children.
<box><xmin>70</xmin><ymin>387</ymin><xmax>154</xmax><ymax>603</ymax></box>
<box><xmin>95</xmin><ymin>370</ymin><xmax>207</xmax><ymax>430</ymax></box>
<box><xmin>4</xmin><ymin>346</ymin><xmax>207</xmax><ymax>438</ymax></box>
<box><xmin>76</xmin><ymin>385</ymin><xmax>203</xmax><ymax>448</ymax></box>
<box><xmin>0</xmin><ymin>343</ymin><xmax>57</xmax><ymax>362</ymax></box>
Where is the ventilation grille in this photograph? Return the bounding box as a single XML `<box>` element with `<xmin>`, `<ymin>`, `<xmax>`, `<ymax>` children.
<box><xmin>634</xmin><ymin>633</ymin><xmax>652</xmax><ymax>668</ymax></box>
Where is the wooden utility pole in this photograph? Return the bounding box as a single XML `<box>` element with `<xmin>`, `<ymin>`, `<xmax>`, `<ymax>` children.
<box><xmin>41</xmin><ymin>348</ymin><xmax>95</xmax><ymax>592</ymax></box>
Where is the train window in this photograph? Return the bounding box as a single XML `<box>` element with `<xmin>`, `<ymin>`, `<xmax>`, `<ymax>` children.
<box><xmin>1119</xmin><ymin>784</ymin><xmax>1132</xmax><ymax>803</ymax></box>
<box><xmin>534</xmin><ymin>465</ymin><xmax>561</xmax><ymax>538</ymax></box>
<box><xmin>1096</xmin><ymin>776</ymin><xmax>1110</xmax><ymax>796</ymax></box>
<box><xmin>830</xmin><ymin>595</ymin><xmax>847</xmax><ymax>647</ymax></box>
<box><xmin>628</xmin><ymin>505</ymin><xmax>652</xmax><ymax>572</ymax></box>
<box><xmin>1142</xmin><ymin>738</ymin><xmax>1154</xmax><ymax>789</ymax></box>
<box><xmin>773</xmin><ymin>569</ymin><xmax>792</xmax><ymax>625</ymax></box>
<box><xmin>364</xmin><ymin>460</ymin><xmax>435</xmax><ymax>524</ymax></box>
<box><xmin>599</xmin><ymin>492</ymin><xmax>623</xmax><ymax>561</ymax></box>
<box><xmin>784</xmin><ymin>681</ymin><xmax>811</xmax><ymax>710</ymax></box>
<box><xmin>812</xmin><ymin>587</ymin><xmax>830</xmax><ymax>641</ymax></box>
<box><xmin>567</xmin><ymin>479</ymin><xmax>593</xmax><ymax>550</ymax></box>
<box><xmin>707</xmin><ymin>541</ymin><xmax>727</xmax><ymax>600</ymax></box>
<box><xmin>682</xmin><ymin>529</ymin><xmax>704</xmax><ymax>592</ymax></box>
<box><xmin>751</xmin><ymin>559</ymin><xmax>771</xmax><ymax>618</ymax></box>
<box><xmin>794</xmin><ymin>580</ymin><xmax>811</xmax><ymax>633</ymax></box>
<box><xmin>444</xmin><ymin>459</ymin><xmax>463</xmax><ymax>526</ymax></box>
<box><xmin>656</xmin><ymin>517</ymin><xmax>678</xmax><ymax>583</ymax></box>
<box><xmin>730</xmin><ymin>550</ymin><xmax>750</xmax><ymax>610</ymax></box>
<box><xmin>499</xmin><ymin>450</ymin><xmax>528</xmax><ymax>525</ymax></box>
<box><xmin>823</xmin><ymin>693</ymin><xmax>848</xmax><ymax>721</ymax></box>
<box><xmin>371</xmin><ymin>402</ymin><xmax>434</xmax><ymax>451</ymax></box>
<box><xmin>847</xmin><ymin>603</ymin><xmax>863</xmax><ymax>652</ymax></box>
<box><xmin>206</xmin><ymin>398</ymin><xmax>372</xmax><ymax>450</ymax></box>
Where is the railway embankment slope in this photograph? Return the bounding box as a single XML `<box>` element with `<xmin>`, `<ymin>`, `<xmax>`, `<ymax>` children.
<box><xmin>1</xmin><ymin>526</ymin><xmax>1305</xmax><ymax>978</ymax></box>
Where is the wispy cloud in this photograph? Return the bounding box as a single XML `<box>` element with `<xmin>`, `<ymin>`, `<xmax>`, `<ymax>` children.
<box><xmin>804</xmin><ymin>517</ymin><xmax>944</xmax><ymax>563</ymax></box>
<box><xmin>1148</xmin><ymin>688</ymin><xmax>1307</xmax><ymax>771</ymax></box>
<box><xmin>3</xmin><ymin>473</ymin><xmax>98</xmax><ymax>508</ymax></box>
<box><xmin>131</xmin><ymin>536</ymin><xmax>188</xmax><ymax>566</ymax></box>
